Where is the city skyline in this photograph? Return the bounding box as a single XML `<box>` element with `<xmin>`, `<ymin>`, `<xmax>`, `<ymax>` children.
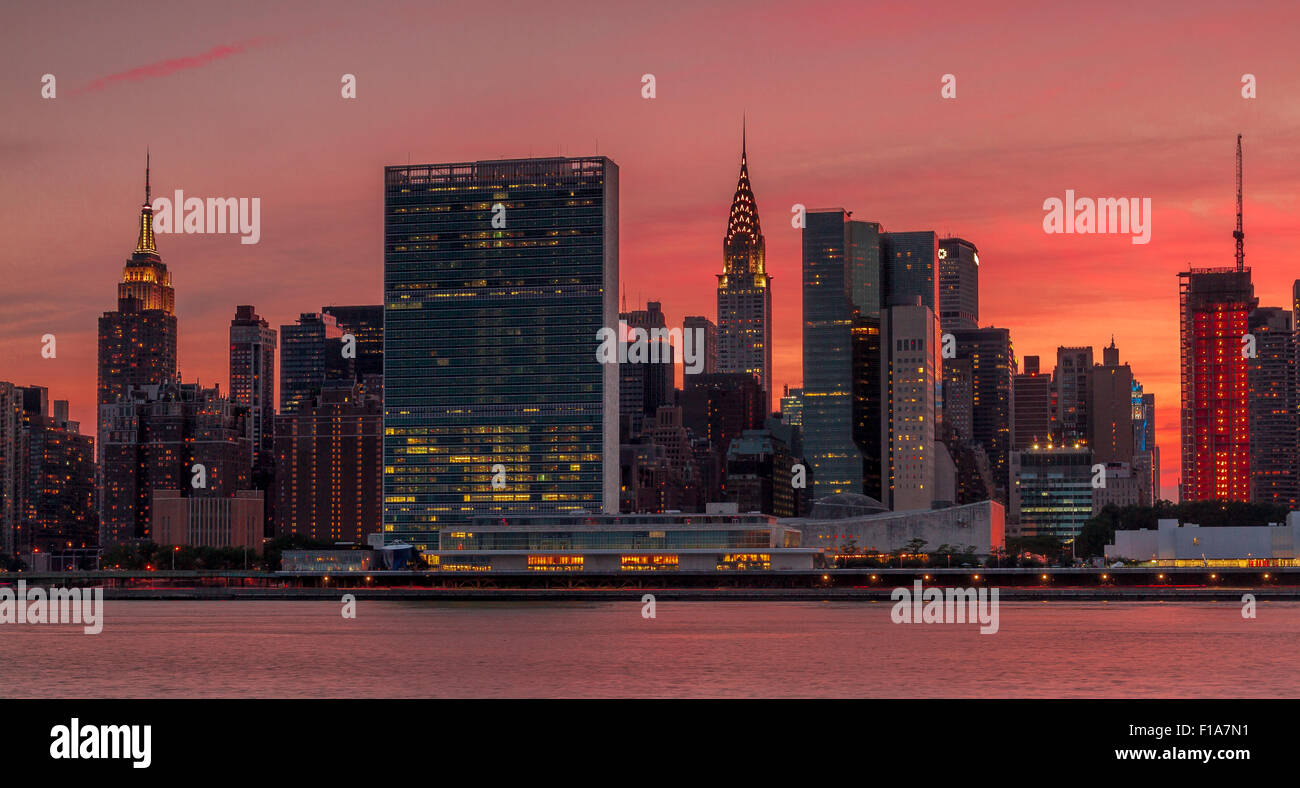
<box><xmin>7</xmin><ymin>2</ymin><xmax>1300</xmax><ymax>503</ymax></box>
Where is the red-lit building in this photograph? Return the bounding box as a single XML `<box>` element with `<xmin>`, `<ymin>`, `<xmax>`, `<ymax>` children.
<box><xmin>1178</xmin><ymin>267</ymin><xmax>1256</xmax><ymax>502</ymax></box>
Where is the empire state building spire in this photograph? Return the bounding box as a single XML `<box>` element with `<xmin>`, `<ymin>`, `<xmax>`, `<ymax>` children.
<box><xmin>135</xmin><ymin>150</ymin><xmax>157</xmax><ymax>254</ymax></box>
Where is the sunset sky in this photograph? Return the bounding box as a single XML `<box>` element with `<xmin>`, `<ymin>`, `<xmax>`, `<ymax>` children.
<box><xmin>4</xmin><ymin>0</ymin><xmax>1300</xmax><ymax>501</ymax></box>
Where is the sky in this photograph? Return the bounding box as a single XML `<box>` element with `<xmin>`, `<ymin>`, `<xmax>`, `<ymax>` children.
<box><xmin>3</xmin><ymin>0</ymin><xmax>1300</xmax><ymax>502</ymax></box>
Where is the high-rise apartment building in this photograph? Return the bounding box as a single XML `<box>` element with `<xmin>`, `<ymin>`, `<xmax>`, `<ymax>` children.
<box><xmin>383</xmin><ymin>157</ymin><xmax>619</xmax><ymax>547</ymax></box>
<box><xmin>229</xmin><ymin>305</ymin><xmax>277</xmax><ymax>470</ymax></box>
<box><xmin>274</xmin><ymin>381</ymin><xmax>383</xmax><ymax>544</ymax></box>
<box><xmin>950</xmin><ymin>327</ymin><xmax>1016</xmax><ymax>502</ymax></box>
<box><xmin>322</xmin><ymin>304</ymin><xmax>384</xmax><ymax>379</ymax></box>
<box><xmin>1054</xmin><ymin>346</ymin><xmax>1093</xmax><ymax>445</ymax></box>
<box><xmin>1089</xmin><ymin>339</ymin><xmax>1135</xmax><ymax>464</ymax></box>
<box><xmin>1247</xmin><ymin>307</ymin><xmax>1297</xmax><ymax>506</ymax></box>
<box><xmin>1178</xmin><ymin>267</ymin><xmax>1256</xmax><ymax>502</ymax></box>
<box><xmin>1013</xmin><ymin>357</ymin><xmax>1053</xmax><ymax>450</ymax></box>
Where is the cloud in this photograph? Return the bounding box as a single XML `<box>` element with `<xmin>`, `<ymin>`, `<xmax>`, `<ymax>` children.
<box><xmin>68</xmin><ymin>37</ymin><xmax>274</xmax><ymax>96</ymax></box>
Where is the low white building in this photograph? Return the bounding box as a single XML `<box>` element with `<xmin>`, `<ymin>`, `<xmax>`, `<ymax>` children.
<box><xmin>1106</xmin><ymin>515</ymin><xmax>1300</xmax><ymax>565</ymax></box>
<box><xmin>785</xmin><ymin>499</ymin><xmax>1004</xmax><ymax>555</ymax></box>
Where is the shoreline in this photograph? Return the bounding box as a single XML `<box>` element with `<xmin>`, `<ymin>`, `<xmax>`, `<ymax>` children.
<box><xmin>83</xmin><ymin>587</ymin><xmax>1295</xmax><ymax>602</ymax></box>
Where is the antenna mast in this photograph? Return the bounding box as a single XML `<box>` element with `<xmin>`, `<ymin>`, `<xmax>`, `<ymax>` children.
<box><xmin>1234</xmin><ymin>134</ymin><xmax>1244</xmax><ymax>272</ymax></box>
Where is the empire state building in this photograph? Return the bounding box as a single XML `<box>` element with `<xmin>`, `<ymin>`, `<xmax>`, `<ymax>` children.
<box><xmin>716</xmin><ymin>126</ymin><xmax>772</xmax><ymax>409</ymax></box>
<box><xmin>97</xmin><ymin>155</ymin><xmax>177</xmax><ymax>419</ymax></box>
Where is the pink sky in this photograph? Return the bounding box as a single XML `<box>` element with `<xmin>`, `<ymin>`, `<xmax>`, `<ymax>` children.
<box><xmin>4</xmin><ymin>0</ymin><xmax>1300</xmax><ymax>501</ymax></box>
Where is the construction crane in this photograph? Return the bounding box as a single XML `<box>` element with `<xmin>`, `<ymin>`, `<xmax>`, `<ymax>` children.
<box><xmin>1234</xmin><ymin>133</ymin><xmax>1244</xmax><ymax>272</ymax></box>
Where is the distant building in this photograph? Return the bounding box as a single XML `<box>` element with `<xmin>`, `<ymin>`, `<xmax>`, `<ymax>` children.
<box><xmin>779</xmin><ymin>386</ymin><xmax>803</xmax><ymax>429</ymax></box>
<box><xmin>273</xmin><ymin>381</ymin><xmax>382</xmax><ymax>544</ymax></box>
<box><xmin>2</xmin><ymin>387</ymin><xmax>97</xmax><ymax>559</ymax></box>
<box><xmin>682</xmin><ymin>315</ymin><xmax>718</xmax><ymax>384</ymax></box>
<box><xmin>98</xmin><ymin>161</ymin><xmax>177</xmax><ymax>480</ymax></box>
<box><xmin>153</xmin><ymin>489</ymin><xmax>264</xmax><ymax>555</ymax></box>
<box><xmin>1107</xmin><ymin>515</ymin><xmax>1300</xmax><ymax>566</ymax></box>
<box><xmin>279</xmin><ymin>312</ymin><xmax>349</xmax><ymax>414</ymax></box>
<box><xmin>1088</xmin><ymin>339</ymin><xmax>1134</xmax><ymax>464</ymax></box>
<box><xmin>1178</xmin><ymin>267</ymin><xmax>1256</xmax><ymax>502</ymax></box>
<box><xmin>950</xmin><ymin>327</ymin><xmax>1016</xmax><ymax>502</ymax></box>
<box><xmin>229</xmin><ymin>305</ymin><xmax>277</xmax><ymax>470</ymax></box>
<box><xmin>801</xmin><ymin>210</ymin><xmax>883</xmax><ymax>500</ymax></box>
<box><xmin>1247</xmin><ymin>307</ymin><xmax>1297</xmax><ymax>506</ymax></box>
<box><xmin>1010</xmin><ymin>446</ymin><xmax>1093</xmax><ymax>540</ymax></box>
<box><xmin>1054</xmin><ymin>346</ymin><xmax>1092</xmax><ymax>445</ymax></box>
<box><xmin>679</xmin><ymin>373</ymin><xmax>766</xmax><ymax>460</ymax></box>
<box><xmin>619</xmin><ymin>301</ymin><xmax>675</xmax><ymax>436</ymax></box>
<box><xmin>788</xmin><ymin>499</ymin><xmax>1004</xmax><ymax>556</ymax></box>
<box><xmin>100</xmin><ymin>382</ymin><xmax>251</xmax><ymax>546</ymax></box>
<box><xmin>1013</xmin><ymin>357</ymin><xmax>1053</xmax><ymax>450</ymax></box>
<box><xmin>383</xmin><ymin>156</ymin><xmax>619</xmax><ymax>546</ymax></box>
<box><xmin>881</xmin><ymin>231</ymin><xmax>939</xmax><ymax>314</ymax></box>
<box><xmin>884</xmin><ymin>300</ymin><xmax>941</xmax><ymax>511</ymax></box>
<box><xmin>426</xmin><ymin>512</ymin><xmax>815</xmax><ymax>572</ymax></box>
<box><xmin>322</xmin><ymin>305</ymin><xmax>384</xmax><ymax>379</ymax></box>
<box><xmin>937</xmin><ymin>237</ymin><xmax>979</xmax><ymax>332</ymax></box>
<box><xmin>716</xmin><ymin>131</ymin><xmax>773</xmax><ymax>410</ymax></box>
<box><xmin>723</xmin><ymin>429</ymin><xmax>801</xmax><ymax>518</ymax></box>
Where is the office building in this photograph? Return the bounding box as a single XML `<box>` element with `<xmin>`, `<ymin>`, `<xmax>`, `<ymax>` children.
<box><xmin>881</xmin><ymin>231</ymin><xmax>939</xmax><ymax>314</ymax></box>
<box><xmin>1013</xmin><ymin>356</ymin><xmax>1053</xmax><ymax>450</ymax></box>
<box><xmin>937</xmin><ymin>237</ymin><xmax>979</xmax><ymax>332</ymax></box>
<box><xmin>619</xmin><ymin>301</ymin><xmax>675</xmax><ymax>437</ymax></box>
<box><xmin>383</xmin><ymin>156</ymin><xmax>619</xmax><ymax>547</ymax></box>
<box><xmin>801</xmin><ymin>210</ymin><xmax>883</xmax><ymax>500</ymax></box>
<box><xmin>884</xmin><ymin>300</ymin><xmax>941</xmax><ymax>510</ymax></box>
<box><xmin>1054</xmin><ymin>346</ymin><xmax>1092</xmax><ymax>444</ymax></box>
<box><xmin>950</xmin><ymin>327</ymin><xmax>1016</xmax><ymax>501</ymax></box>
<box><xmin>1010</xmin><ymin>446</ymin><xmax>1094</xmax><ymax>539</ymax></box>
<box><xmin>716</xmin><ymin>130</ymin><xmax>773</xmax><ymax>409</ymax></box>
<box><xmin>322</xmin><ymin>304</ymin><xmax>384</xmax><ymax>379</ymax></box>
<box><xmin>279</xmin><ymin>312</ymin><xmax>350</xmax><ymax>414</ymax></box>
<box><xmin>98</xmin><ymin>160</ymin><xmax>177</xmax><ymax>463</ymax></box>
<box><xmin>1089</xmin><ymin>338</ymin><xmax>1135</xmax><ymax>463</ymax></box>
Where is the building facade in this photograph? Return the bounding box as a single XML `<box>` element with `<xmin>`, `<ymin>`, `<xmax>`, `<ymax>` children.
<box><xmin>383</xmin><ymin>156</ymin><xmax>619</xmax><ymax>547</ymax></box>
<box><xmin>716</xmin><ymin>132</ymin><xmax>773</xmax><ymax>410</ymax></box>
<box><xmin>229</xmin><ymin>305</ymin><xmax>277</xmax><ymax>470</ymax></box>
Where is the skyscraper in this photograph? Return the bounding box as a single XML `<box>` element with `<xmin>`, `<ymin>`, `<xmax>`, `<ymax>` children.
<box><xmin>1054</xmin><ymin>346</ymin><xmax>1093</xmax><ymax>445</ymax></box>
<box><xmin>1088</xmin><ymin>338</ymin><xmax>1134</xmax><ymax>464</ymax></box>
<box><xmin>322</xmin><ymin>304</ymin><xmax>385</xmax><ymax>379</ymax></box>
<box><xmin>383</xmin><ymin>157</ymin><xmax>619</xmax><ymax>547</ymax></box>
<box><xmin>279</xmin><ymin>311</ymin><xmax>349</xmax><ymax>414</ymax></box>
<box><xmin>938</xmin><ymin>237</ymin><xmax>979</xmax><ymax>332</ymax></box>
<box><xmin>716</xmin><ymin>128</ymin><xmax>772</xmax><ymax>409</ymax></box>
<box><xmin>1178</xmin><ymin>267</ymin><xmax>1256</xmax><ymax>502</ymax></box>
<box><xmin>229</xmin><ymin>305</ymin><xmax>277</xmax><ymax>470</ymax></box>
<box><xmin>619</xmin><ymin>301</ymin><xmax>675</xmax><ymax>436</ymax></box>
<box><xmin>801</xmin><ymin>210</ymin><xmax>883</xmax><ymax>500</ymax></box>
<box><xmin>1012</xmin><ymin>356</ymin><xmax>1053</xmax><ymax>450</ymax></box>
<box><xmin>881</xmin><ymin>231</ymin><xmax>940</xmax><ymax>314</ymax></box>
<box><xmin>682</xmin><ymin>315</ymin><xmax>718</xmax><ymax>385</ymax></box>
<box><xmin>1247</xmin><ymin>307</ymin><xmax>1297</xmax><ymax>506</ymax></box>
<box><xmin>951</xmin><ymin>327</ymin><xmax>1016</xmax><ymax>502</ymax></box>
<box><xmin>98</xmin><ymin>157</ymin><xmax>177</xmax><ymax>453</ymax></box>
<box><xmin>884</xmin><ymin>300</ymin><xmax>941</xmax><ymax>510</ymax></box>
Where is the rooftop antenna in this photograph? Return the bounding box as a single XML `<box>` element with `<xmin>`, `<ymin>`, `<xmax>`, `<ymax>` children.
<box><xmin>1234</xmin><ymin>133</ymin><xmax>1244</xmax><ymax>272</ymax></box>
<box><xmin>144</xmin><ymin>148</ymin><xmax>151</xmax><ymax>205</ymax></box>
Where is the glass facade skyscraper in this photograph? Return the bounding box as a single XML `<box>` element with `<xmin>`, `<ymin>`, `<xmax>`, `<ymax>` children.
<box><xmin>801</xmin><ymin>210</ymin><xmax>883</xmax><ymax>500</ymax></box>
<box><xmin>881</xmin><ymin>231</ymin><xmax>939</xmax><ymax>314</ymax></box>
<box><xmin>383</xmin><ymin>157</ymin><xmax>619</xmax><ymax>547</ymax></box>
<box><xmin>937</xmin><ymin>237</ymin><xmax>978</xmax><ymax>332</ymax></box>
